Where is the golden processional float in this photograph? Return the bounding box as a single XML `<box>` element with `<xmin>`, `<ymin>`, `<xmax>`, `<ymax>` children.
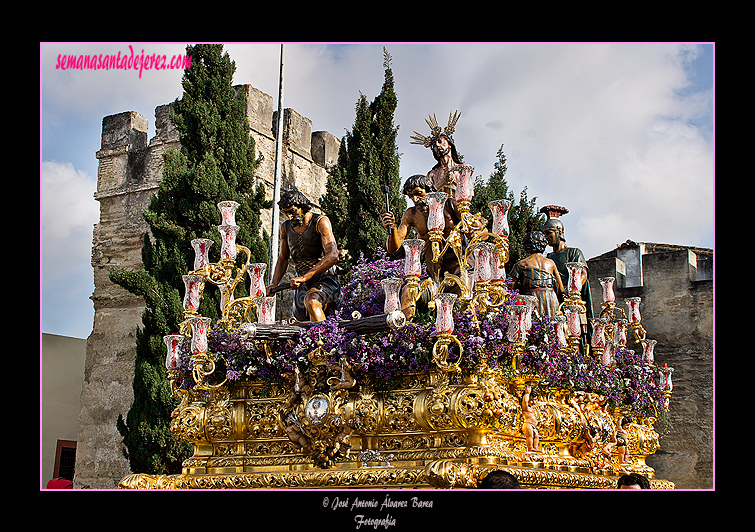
<box><xmin>119</xmin><ymin>171</ymin><xmax>675</xmax><ymax>490</ymax></box>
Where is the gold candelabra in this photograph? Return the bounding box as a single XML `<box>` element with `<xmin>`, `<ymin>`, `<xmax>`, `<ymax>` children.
<box><xmin>172</xmin><ymin>201</ymin><xmax>272</xmax><ymax>392</ymax></box>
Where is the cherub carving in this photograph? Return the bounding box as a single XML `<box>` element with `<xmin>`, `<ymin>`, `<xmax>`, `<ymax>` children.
<box><xmin>616</xmin><ymin>415</ymin><xmax>632</xmax><ymax>464</ymax></box>
<box><xmin>282</xmin><ymin>365</ymin><xmax>313</xmax><ymax>411</ymax></box>
<box><xmin>281</xmin><ymin>410</ymin><xmax>312</xmax><ymax>455</ymax></box>
<box><xmin>327</xmin><ymin>416</ymin><xmax>361</xmax><ymax>461</ymax></box>
<box><xmin>328</xmin><ymin>356</ymin><xmax>356</xmax><ymax>392</ymax></box>
<box><xmin>521</xmin><ymin>384</ymin><xmax>541</xmax><ymax>453</ymax></box>
<box><xmin>572</xmin><ymin>425</ymin><xmax>598</xmax><ymax>459</ymax></box>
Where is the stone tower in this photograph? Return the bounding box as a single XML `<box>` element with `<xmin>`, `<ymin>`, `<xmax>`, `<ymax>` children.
<box><xmin>75</xmin><ymin>84</ymin><xmax>340</xmax><ymax>488</ymax></box>
<box><xmin>587</xmin><ymin>242</ymin><xmax>713</xmax><ymax>488</ymax></box>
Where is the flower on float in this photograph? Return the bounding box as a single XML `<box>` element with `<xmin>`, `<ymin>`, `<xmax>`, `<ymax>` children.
<box><xmin>168</xmin><ymin>254</ymin><xmax>666</xmax><ymax>418</ymax></box>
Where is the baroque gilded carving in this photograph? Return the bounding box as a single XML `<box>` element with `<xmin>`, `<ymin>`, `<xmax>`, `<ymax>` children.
<box><xmin>149</xmin><ymin>362</ymin><xmax>674</xmax><ymax>489</ymax></box>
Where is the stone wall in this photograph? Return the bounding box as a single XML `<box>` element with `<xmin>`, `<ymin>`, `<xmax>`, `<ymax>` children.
<box><xmin>587</xmin><ymin>242</ymin><xmax>713</xmax><ymax>489</ymax></box>
<box><xmin>75</xmin><ymin>86</ymin><xmax>340</xmax><ymax>489</ymax></box>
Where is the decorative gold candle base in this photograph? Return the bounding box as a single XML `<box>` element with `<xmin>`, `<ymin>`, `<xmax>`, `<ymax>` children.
<box><xmin>119</xmin><ymin>371</ymin><xmax>674</xmax><ymax>489</ymax></box>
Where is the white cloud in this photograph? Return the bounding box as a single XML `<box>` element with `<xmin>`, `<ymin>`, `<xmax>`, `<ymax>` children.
<box><xmin>41</xmin><ymin>161</ymin><xmax>99</xmax><ymax>289</ymax></box>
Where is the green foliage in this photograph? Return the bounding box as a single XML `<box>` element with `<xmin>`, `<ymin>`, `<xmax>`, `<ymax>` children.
<box><xmin>320</xmin><ymin>140</ymin><xmax>350</xmax><ymax>245</ymax></box>
<box><xmin>321</xmin><ymin>48</ymin><xmax>404</xmax><ymax>264</ymax></box>
<box><xmin>111</xmin><ymin>44</ymin><xmax>271</xmax><ymax>474</ymax></box>
<box><xmin>507</xmin><ymin>186</ymin><xmax>545</xmax><ymax>267</ymax></box>
<box><xmin>470</xmin><ymin>145</ymin><xmax>511</xmax><ymax>221</ymax></box>
<box><xmin>471</xmin><ymin>145</ymin><xmax>545</xmax><ymax>267</ymax></box>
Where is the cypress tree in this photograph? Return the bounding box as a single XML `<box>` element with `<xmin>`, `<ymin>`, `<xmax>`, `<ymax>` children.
<box><xmin>321</xmin><ymin>48</ymin><xmax>404</xmax><ymax>264</ymax></box>
<box><xmin>471</xmin><ymin>145</ymin><xmax>545</xmax><ymax>268</ymax></box>
<box><xmin>110</xmin><ymin>44</ymin><xmax>270</xmax><ymax>474</ymax></box>
<box><xmin>370</xmin><ymin>48</ymin><xmax>404</xmax><ymax>250</ymax></box>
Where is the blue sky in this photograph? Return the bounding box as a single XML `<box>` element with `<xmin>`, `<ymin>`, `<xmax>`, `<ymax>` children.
<box><xmin>40</xmin><ymin>42</ymin><xmax>714</xmax><ymax>339</ymax></box>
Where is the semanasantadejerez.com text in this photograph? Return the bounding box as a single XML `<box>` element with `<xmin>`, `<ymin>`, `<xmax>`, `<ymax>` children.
<box><xmin>55</xmin><ymin>45</ymin><xmax>192</xmax><ymax>78</ymax></box>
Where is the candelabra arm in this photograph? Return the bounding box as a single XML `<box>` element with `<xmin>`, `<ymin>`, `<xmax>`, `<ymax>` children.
<box><xmin>631</xmin><ymin>322</ymin><xmax>647</xmax><ymax>343</ymax></box>
<box><xmin>436</xmin><ymin>273</ymin><xmax>469</xmax><ymax>301</ymax></box>
<box><xmin>221</xmin><ymin>245</ymin><xmax>253</xmax><ymax>298</ymax></box>
<box><xmin>167</xmin><ymin>369</ymin><xmax>188</xmax><ymax>400</ymax></box>
<box><xmin>470</xmin><ymin>282</ymin><xmax>508</xmax><ymax>313</ymax></box>
<box><xmin>178</xmin><ymin>317</ymin><xmax>194</xmax><ymax>338</ymax></box>
<box><xmin>409</xmin><ymin>277</ymin><xmax>437</xmax><ymax>312</ymax></box>
<box><xmin>218</xmin><ymin>296</ymin><xmax>257</xmax><ymax>330</ymax></box>
<box><xmin>190</xmin><ymin>353</ymin><xmax>228</xmax><ymax>392</ymax></box>
<box><xmin>431</xmin><ymin>332</ymin><xmax>464</xmax><ymax>373</ymax></box>
<box><xmin>599</xmin><ymin>302</ymin><xmax>627</xmax><ymax>321</ymax></box>
<box><xmin>191</xmin><ymin>261</ymin><xmax>230</xmax><ymax>288</ymax></box>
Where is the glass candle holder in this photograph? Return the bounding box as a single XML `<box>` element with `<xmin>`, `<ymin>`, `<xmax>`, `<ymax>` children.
<box><xmin>507</xmin><ymin>303</ymin><xmax>528</xmax><ymax>343</ymax></box>
<box><xmin>381</xmin><ymin>277</ymin><xmax>404</xmax><ymax>314</ymax></box>
<box><xmin>163</xmin><ymin>334</ymin><xmax>184</xmax><ymax>370</ymax></box>
<box><xmin>591</xmin><ymin>318</ymin><xmax>608</xmax><ymax>349</ymax></box>
<box><xmin>601</xmin><ymin>340</ymin><xmax>615</xmax><ymax>366</ymax></box>
<box><xmin>488</xmin><ymin>199</ymin><xmax>512</xmax><ymax>238</ymax></box>
<box><xmin>191</xmin><ymin>238</ymin><xmax>213</xmax><ymax>270</ymax></box>
<box><xmin>254</xmin><ymin>296</ymin><xmax>276</xmax><ymax>325</ymax></box>
<box><xmin>450</xmin><ymin>164</ymin><xmax>475</xmax><ymax>202</ymax></box>
<box><xmin>425</xmin><ymin>192</ymin><xmax>448</xmax><ymax>232</ymax></box>
<box><xmin>472</xmin><ymin>242</ymin><xmax>496</xmax><ymax>283</ymax></box>
<box><xmin>490</xmin><ymin>246</ymin><xmax>506</xmax><ymax>281</ymax></box>
<box><xmin>641</xmin><ymin>339</ymin><xmax>657</xmax><ymax>364</ymax></box>
<box><xmin>248</xmin><ymin>263</ymin><xmax>267</xmax><ymax>298</ymax></box>
<box><xmin>402</xmin><ymin>238</ymin><xmax>426</xmax><ymax>277</ymax></box>
<box><xmin>551</xmin><ymin>315</ymin><xmax>567</xmax><ymax>348</ymax></box>
<box><xmin>218</xmin><ymin>224</ymin><xmax>240</xmax><ymax>260</ymax></box>
<box><xmin>182</xmin><ymin>274</ymin><xmax>204</xmax><ymax>313</ymax></box>
<box><xmin>660</xmin><ymin>363</ymin><xmax>674</xmax><ymax>392</ymax></box>
<box><xmin>613</xmin><ymin>319</ymin><xmax>628</xmax><ymax>346</ymax></box>
<box><xmin>217</xmin><ymin>200</ymin><xmax>240</xmax><ymax>226</ymax></box>
<box><xmin>188</xmin><ymin>317</ymin><xmax>212</xmax><ymax>354</ymax></box>
<box><xmin>599</xmin><ymin>277</ymin><xmax>615</xmax><ymax>304</ymax></box>
<box><xmin>515</xmin><ymin>295</ymin><xmax>537</xmax><ymax>331</ymax></box>
<box><xmin>566</xmin><ymin>262</ymin><xmax>586</xmax><ymax>293</ymax></box>
<box><xmin>562</xmin><ymin>304</ymin><xmax>583</xmax><ymax>337</ymax></box>
<box><xmin>434</xmin><ymin>293</ymin><xmax>457</xmax><ymax>334</ymax></box>
<box><xmin>625</xmin><ymin>297</ymin><xmax>642</xmax><ymax>324</ymax></box>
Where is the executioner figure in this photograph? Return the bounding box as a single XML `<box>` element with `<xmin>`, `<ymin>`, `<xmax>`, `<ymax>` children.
<box><xmin>267</xmin><ymin>189</ymin><xmax>341</xmax><ymax>322</ymax></box>
<box><xmin>381</xmin><ymin>174</ymin><xmax>462</xmax><ymax>318</ymax></box>
<box><xmin>510</xmin><ymin>230</ymin><xmax>564</xmax><ymax>318</ymax></box>
<box><xmin>540</xmin><ymin>205</ymin><xmax>593</xmax><ymax>349</ymax></box>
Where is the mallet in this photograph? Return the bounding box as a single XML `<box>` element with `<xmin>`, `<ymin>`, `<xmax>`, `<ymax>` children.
<box><xmin>267</xmin><ymin>281</ymin><xmax>292</xmax><ymax>295</ymax></box>
<box><xmin>381</xmin><ymin>185</ymin><xmax>395</xmax><ymax>232</ymax></box>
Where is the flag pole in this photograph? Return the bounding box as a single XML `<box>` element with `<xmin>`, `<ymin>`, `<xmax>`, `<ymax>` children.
<box><xmin>269</xmin><ymin>44</ymin><xmax>285</xmax><ymax>284</ymax></box>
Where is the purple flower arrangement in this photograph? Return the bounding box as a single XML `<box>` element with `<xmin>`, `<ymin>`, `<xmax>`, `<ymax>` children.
<box><xmin>171</xmin><ymin>253</ymin><xmax>666</xmax><ymax>419</ymax></box>
<box><xmin>339</xmin><ymin>249</ymin><xmax>419</xmax><ymax>317</ymax></box>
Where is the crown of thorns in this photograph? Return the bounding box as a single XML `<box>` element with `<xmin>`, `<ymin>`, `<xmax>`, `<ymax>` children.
<box><xmin>410</xmin><ymin>111</ymin><xmax>461</xmax><ymax>147</ymax></box>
